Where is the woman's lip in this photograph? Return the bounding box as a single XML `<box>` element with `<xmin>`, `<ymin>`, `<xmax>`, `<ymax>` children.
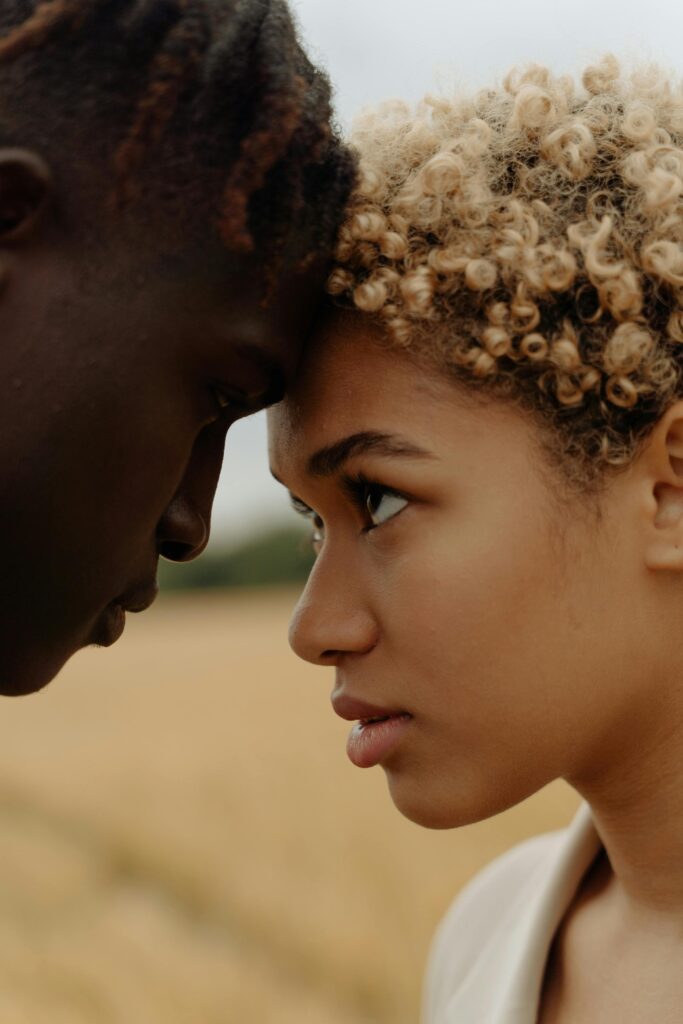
<box><xmin>331</xmin><ymin>693</ymin><xmax>414</xmax><ymax>769</ymax></box>
<box><xmin>331</xmin><ymin>692</ymin><xmax>409</xmax><ymax>723</ymax></box>
<box><xmin>346</xmin><ymin>714</ymin><xmax>413</xmax><ymax>769</ymax></box>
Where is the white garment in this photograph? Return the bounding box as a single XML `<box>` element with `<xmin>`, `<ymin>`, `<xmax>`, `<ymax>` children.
<box><xmin>422</xmin><ymin>803</ymin><xmax>601</xmax><ymax>1024</ymax></box>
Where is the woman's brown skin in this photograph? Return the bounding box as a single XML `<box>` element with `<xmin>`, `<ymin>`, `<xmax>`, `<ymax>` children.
<box><xmin>0</xmin><ymin>150</ymin><xmax>323</xmax><ymax>697</ymax></box>
<box><xmin>269</xmin><ymin>312</ymin><xmax>683</xmax><ymax>1023</ymax></box>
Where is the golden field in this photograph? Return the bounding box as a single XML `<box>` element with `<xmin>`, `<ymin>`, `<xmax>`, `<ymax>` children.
<box><xmin>0</xmin><ymin>589</ymin><xmax>579</xmax><ymax>1023</ymax></box>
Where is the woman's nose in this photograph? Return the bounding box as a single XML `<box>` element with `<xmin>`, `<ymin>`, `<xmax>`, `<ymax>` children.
<box><xmin>288</xmin><ymin>549</ymin><xmax>378</xmax><ymax>665</ymax></box>
<box><xmin>156</xmin><ymin>420</ymin><xmax>227</xmax><ymax>563</ymax></box>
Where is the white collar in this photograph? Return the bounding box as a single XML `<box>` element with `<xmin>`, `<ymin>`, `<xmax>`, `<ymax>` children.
<box><xmin>443</xmin><ymin>802</ymin><xmax>601</xmax><ymax>1023</ymax></box>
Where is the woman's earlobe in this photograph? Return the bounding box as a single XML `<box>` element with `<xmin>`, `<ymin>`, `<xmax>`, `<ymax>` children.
<box><xmin>0</xmin><ymin>148</ymin><xmax>53</xmax><ymax>242</ymax></box>
<box><xmin>644</xmin><ymin>534</ymin><xmax>683</xmax><ymax>571</ymax></box>
<box><xmin>647</xmin><ymin>483</ymin><xmax>683</xmax><ymax>569</ymax></box>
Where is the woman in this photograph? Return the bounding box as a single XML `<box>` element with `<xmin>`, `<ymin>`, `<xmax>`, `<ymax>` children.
<box><xmin>268</xmin><ymin>57</ymin><xmax>683</xmax><ymax>1022</ymax></box>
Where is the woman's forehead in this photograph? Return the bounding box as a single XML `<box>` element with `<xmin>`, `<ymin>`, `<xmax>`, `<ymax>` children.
<box><xmin>294</xmin><ymin>310</ymin><xmax>419</xmax><ymax>399</ymax></box>
<box><xmin>290</xmin><ymin>310</ymin><xmax>494</xmax><ymax>422</ymax></box>
<box><xmin>269</xmin><ymin>321</ymin><xmax>536</xmax><ymax>478</ymax></box>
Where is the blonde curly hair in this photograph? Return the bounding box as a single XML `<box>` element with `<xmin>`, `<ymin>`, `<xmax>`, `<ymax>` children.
<box><xmin>327</xmin><ymin>56</ymin><xmax>683</xmax><ymax>486</ymax></box>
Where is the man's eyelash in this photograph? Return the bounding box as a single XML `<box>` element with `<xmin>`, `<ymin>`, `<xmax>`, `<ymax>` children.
<box><xmin>212</xmin><ymin>386</ymin><xmax>248</xmax><ymax>415</ymax></box>
<box><xmin>212</xmin><ymin>380</ymin><xmax>275</xmax><ymax>419</ymax></box>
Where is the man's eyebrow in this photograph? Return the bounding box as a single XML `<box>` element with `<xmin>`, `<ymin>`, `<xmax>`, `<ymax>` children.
<box><xmin>307</xmin><ymin>431</ymin><xmax>434</xmax><ymax>477</ymax></box>
<box><xmin>236</xmin><ymin>343</ymin><xmax>286</xmax><ymax>405</ymax></box>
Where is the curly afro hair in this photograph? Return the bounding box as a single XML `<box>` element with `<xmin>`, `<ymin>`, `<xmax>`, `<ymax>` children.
<box><xmin>328</xmin><ymin>55</ymin><xmax>683</xmax><ymax>487</ymax></box>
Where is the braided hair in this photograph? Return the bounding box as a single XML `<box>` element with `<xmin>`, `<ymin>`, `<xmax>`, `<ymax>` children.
<box><xmin>0</xmin><ymin>0</ymin><xmax>355</xmax><ymax>269</ymax></box>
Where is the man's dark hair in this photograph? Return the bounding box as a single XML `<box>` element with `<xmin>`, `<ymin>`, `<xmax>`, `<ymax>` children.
<box><xmin>0</xmin><ymin>0</ymin><xmax>355</xmax><ymax>268</ymax></box>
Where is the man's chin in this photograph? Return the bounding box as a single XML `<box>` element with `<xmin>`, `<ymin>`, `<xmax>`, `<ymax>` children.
<box><xmin>0</xmin><ymin>647</ymin><xmax>73</xmax><ymax>697</ymax></box>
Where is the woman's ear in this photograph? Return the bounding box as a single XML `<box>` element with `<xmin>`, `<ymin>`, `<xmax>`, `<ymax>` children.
<box><xmin>0</xmin><ymin>148</ymin><xmax>53</xmax><ymax>242</ymax></box>
<box><xmin>644</xmin><ymin>402</ymin><xmax>683</xmax><ymax>571</ymax></box>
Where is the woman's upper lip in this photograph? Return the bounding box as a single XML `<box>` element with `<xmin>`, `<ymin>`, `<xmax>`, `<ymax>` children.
<box><xmin>331</xmin><ymin>693</ymin><xmax>410</xmax><ymax>723</ymax></box>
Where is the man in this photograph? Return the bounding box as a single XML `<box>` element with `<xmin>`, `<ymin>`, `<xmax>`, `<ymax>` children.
<box><xmin>0</xmin><ymin>0</ymin><xmax>355</xmax><ymax>695</ymax></box>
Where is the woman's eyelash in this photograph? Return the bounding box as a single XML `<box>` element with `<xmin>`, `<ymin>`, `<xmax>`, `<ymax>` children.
<box><xmin>290</xmin><ymin>477</ymin><xmax>408</xmax><ymax>522</ymax></box>
<box><xmin>290</xmin><ymin>495</ymin><xmax>322</xmax><ymax>526</ymax></box>
<box><xmin>341</xmin><ymin>472</ymin><xmax>373</xmax><ymax>508</ymax></box>
<box><xmin>290</xmin><ymin>495</ymin><xmax>312</xmax><ymax>517</ymax></box>
<box><xmin>288</xmin><ymin>476</ymin><xmax>409</xmax><ymax>557</ymax></box>
<box><xmin>289</xmin><ymin>496</ymin><xmax>324</xmax><ymax>550</ymax></box>
<box><xmin>341</xmin><ymin>472</ymin><xmax>407</xmax><ymax>517</ymax></box>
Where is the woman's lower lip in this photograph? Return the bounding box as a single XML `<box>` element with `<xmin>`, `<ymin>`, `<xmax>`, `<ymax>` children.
<box><xmin>95</xmin><ymin>604</ymin><xmax>126</xmax><ymax>648</ymax></box>
<box><xmin>346</xmin><ymin>714</ymin><xmax>413</xmax><ymax>768</ymax></box>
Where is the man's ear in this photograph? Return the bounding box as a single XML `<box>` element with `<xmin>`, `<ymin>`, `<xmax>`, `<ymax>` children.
<box><xmin>0</xmin><ymin>148</ymin><xmax>53</xmax><ymax>242</ymax></box>
<box><xmin>643</xmin><ymin>401</ymin><xmax>683</xmax><ymax>571</ymax></box>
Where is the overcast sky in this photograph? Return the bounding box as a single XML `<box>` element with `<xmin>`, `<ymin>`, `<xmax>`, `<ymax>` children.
<box><xmin>212</xmin><ymin>0</ymin><xmax>683</xmax><ymax>546</ymax></box>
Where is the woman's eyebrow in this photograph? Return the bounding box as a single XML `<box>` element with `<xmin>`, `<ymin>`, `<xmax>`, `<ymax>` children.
<box><xmin>306</xmin><ymin>431</ymin><xmax>435</xmax><ymax>477</ymax></box>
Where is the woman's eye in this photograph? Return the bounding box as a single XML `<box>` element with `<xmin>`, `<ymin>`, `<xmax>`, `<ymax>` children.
<box><xmin>365</xmin><ymin>485</ymin><xmax>409</xmax><ymax>528</ymax></box>
<box><xmin>310</xmin><ymin>518</ymin><xmax>325</xmax><ymax>553</ymax></box>
<box><xmin>290</xmin><ymin>497</ymin><xmax>325</xmax><ymax>553</ymax></box>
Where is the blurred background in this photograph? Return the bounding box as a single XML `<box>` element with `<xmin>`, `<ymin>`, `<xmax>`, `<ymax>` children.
<box><xmin>3</xmin><ymin>2</ymin><xmax>683</xmax><ymax>1021</ymax></box>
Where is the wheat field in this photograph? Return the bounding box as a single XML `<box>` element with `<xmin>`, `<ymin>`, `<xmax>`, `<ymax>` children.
<box><xmin>0</xmin><ymin>588</ymin><xmax>579</xmax><ymax>1023</ymax></box>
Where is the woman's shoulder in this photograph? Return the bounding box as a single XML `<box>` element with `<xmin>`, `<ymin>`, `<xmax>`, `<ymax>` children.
<box><xmin>422</xmin><ymin>826</ymin><xmax>570</xmax><ymax>1022</ymax></box>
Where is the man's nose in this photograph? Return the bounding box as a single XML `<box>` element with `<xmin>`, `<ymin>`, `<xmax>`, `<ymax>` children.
<box><xmin>156</xmin><ymin>421</ymin><xmax>227</xmax><ymax>563</ymax></box>
<box><xmin>288</xmin><ymin>544</ymin><xmax>378</xmax><ymax>666</ymax></box>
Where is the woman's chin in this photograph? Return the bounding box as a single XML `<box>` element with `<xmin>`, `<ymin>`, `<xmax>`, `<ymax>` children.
<box><xmin>385</xmin><ymin>774</ymin><xmax>475</xmax><ymax>830</ymax></box>
<box><xmin>385</xmin><ymin>771</ymin><xmax>535</xmax><ymax>831</ymax></box>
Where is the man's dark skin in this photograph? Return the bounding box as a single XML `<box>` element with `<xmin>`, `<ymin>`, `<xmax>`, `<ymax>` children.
<box><xmin>0</xmin><ymin>148</ymin><xmax>324</xmax><ymax>696</ymax></box>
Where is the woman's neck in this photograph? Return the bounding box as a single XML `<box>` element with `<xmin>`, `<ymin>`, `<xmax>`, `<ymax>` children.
<box><xmin>571</xmin><ymin>702</ymin><xmax>683</xmax><ymax>923</ymax></box>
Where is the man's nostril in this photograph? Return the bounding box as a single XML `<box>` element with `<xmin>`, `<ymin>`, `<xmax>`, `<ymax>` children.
<box><xmin>159</xmin><ymin>540</ymin><xmax>198</xmax><ymax>563</ymax></box>
<box><xmin>156</xmin><ymin>495</ymin><xmax>209</xmax><ymax>563</ymax></box>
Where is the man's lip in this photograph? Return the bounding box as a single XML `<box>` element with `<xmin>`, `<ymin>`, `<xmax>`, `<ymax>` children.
<box><xmin>115</xmin><ymin>580</ymin><xmax>159</xmax><ymax>614</ymax></box>
<box><xmin>331</xmin><ymin>693</ymin><xmax>411</xmax><ymax>723</ymax></box>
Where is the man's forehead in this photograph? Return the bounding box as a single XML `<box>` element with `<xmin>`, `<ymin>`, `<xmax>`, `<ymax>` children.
<box><xmin>125</xmin><ymin>244</ymin><xmax>325</xmax><ymax>388</ymax></box>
